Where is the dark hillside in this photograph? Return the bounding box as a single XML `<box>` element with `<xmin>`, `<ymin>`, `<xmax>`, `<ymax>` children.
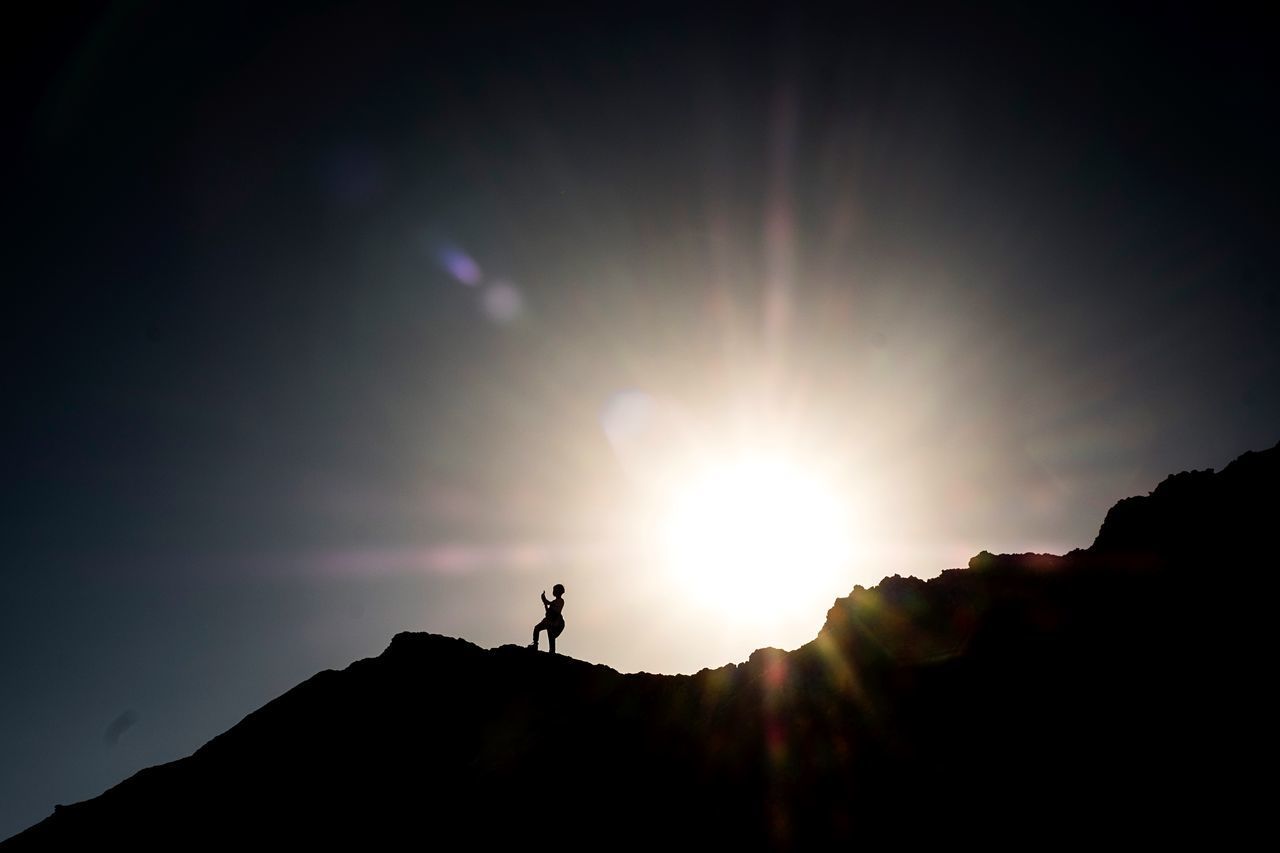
<box><xmin>6</xmin><ymin>442</ymin><xmax>1276</xmax><ymax>849</ymax></box>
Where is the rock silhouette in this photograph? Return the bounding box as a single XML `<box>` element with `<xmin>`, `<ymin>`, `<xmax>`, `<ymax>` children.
<box><xmin>4</xmin><ymin>441</ymin><xmax>1276</xmax><ymax>849</ymax></box>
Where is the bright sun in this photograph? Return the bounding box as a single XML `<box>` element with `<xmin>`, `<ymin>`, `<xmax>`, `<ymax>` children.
<box><xmin>658</xmin><ymin>454</ymin><xmax>853</xmax><ymax>627</ymax></box>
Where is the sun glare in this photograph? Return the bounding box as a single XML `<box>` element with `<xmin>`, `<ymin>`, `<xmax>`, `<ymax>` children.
<box><xmin>659</xmin><ymin>455</ymin><xmax>853</xmax><ymax>627</ymax></box>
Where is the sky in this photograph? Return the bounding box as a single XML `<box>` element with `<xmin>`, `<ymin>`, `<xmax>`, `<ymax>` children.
<box><xmin>3</xmin><ymin>1</ymin><xmax>1278</xmax><ymax>840</ymax></box>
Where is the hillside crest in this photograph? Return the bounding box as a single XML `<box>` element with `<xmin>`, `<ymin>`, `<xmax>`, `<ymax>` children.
<box><xmin>6</xmin><ymin>441</ymin><xmax>1276</xmax><ymax>849</ymax></box>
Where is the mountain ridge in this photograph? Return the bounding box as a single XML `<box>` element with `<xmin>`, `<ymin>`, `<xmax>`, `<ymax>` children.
<box><xmin>5</xmin><ymin>441</ymin><xmax>1277</xmax><ymax>849</ymax></box>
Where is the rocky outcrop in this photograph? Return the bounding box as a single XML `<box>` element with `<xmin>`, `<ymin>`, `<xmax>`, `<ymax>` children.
<box><xmin>6</xmin><ymin>442</ymin><xmax>1277</xmax><ymax>850</ymax></box>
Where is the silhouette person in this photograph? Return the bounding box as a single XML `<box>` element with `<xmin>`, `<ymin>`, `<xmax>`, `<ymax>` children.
<box><xmin>529</xmin><ymin>583</ymin><xmax>566</xmax><ymax>654</ymax></box>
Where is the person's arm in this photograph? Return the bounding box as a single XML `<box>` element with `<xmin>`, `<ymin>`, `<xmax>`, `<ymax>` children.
<box><xmin>541</xmin><ymin>591</ymin><xmax>550</xmax><ymax>609</ymax></box>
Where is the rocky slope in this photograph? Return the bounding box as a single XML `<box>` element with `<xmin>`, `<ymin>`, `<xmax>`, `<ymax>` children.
<box><xmin>5</xmin><ymin>442</ymin><xmax>1276</xmax><ymax>850</ymax></box>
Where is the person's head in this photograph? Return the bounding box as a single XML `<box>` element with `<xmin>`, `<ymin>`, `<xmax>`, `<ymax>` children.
<box><xmin>552</xmin><ymin>583</ymin><xmax>565</xmax><ymax>598</ymax></box>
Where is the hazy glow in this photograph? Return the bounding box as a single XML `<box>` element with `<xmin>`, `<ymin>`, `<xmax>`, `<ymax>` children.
<box><xmin>659</xmin><ymin>455</ymin><xmax>853</xmax><ymax>626</ymax></box>
<box><xmin>437</xmin><ymin>246</ymin><xmax>482</xmax><ymax>285</ymax></box>
<box><xmin>483</xmin><ymin>280</ymin><xmax>524</xmax><ymax>324</ymax></box>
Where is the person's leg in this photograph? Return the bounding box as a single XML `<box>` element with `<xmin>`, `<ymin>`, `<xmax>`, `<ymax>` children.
<box><xmin>549</xmin><ymin>623</ymin><xmax>562</xmax><ymax>655</ymax></box>
<box><xmin>530</xmin><ymin>619</ymin><xmax>548</xmax><ymax>649</ymax></box>
<box><xmin>548</xmin><ymin>632</ymin><xmax>556</xmax><ymax>655</ymax></box>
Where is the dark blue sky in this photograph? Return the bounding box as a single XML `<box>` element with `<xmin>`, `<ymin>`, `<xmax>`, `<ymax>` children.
<box><xmin>3</xmin><ymin>1</ymin><xmax>1278</xmax><ymax>839</ymax></box>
